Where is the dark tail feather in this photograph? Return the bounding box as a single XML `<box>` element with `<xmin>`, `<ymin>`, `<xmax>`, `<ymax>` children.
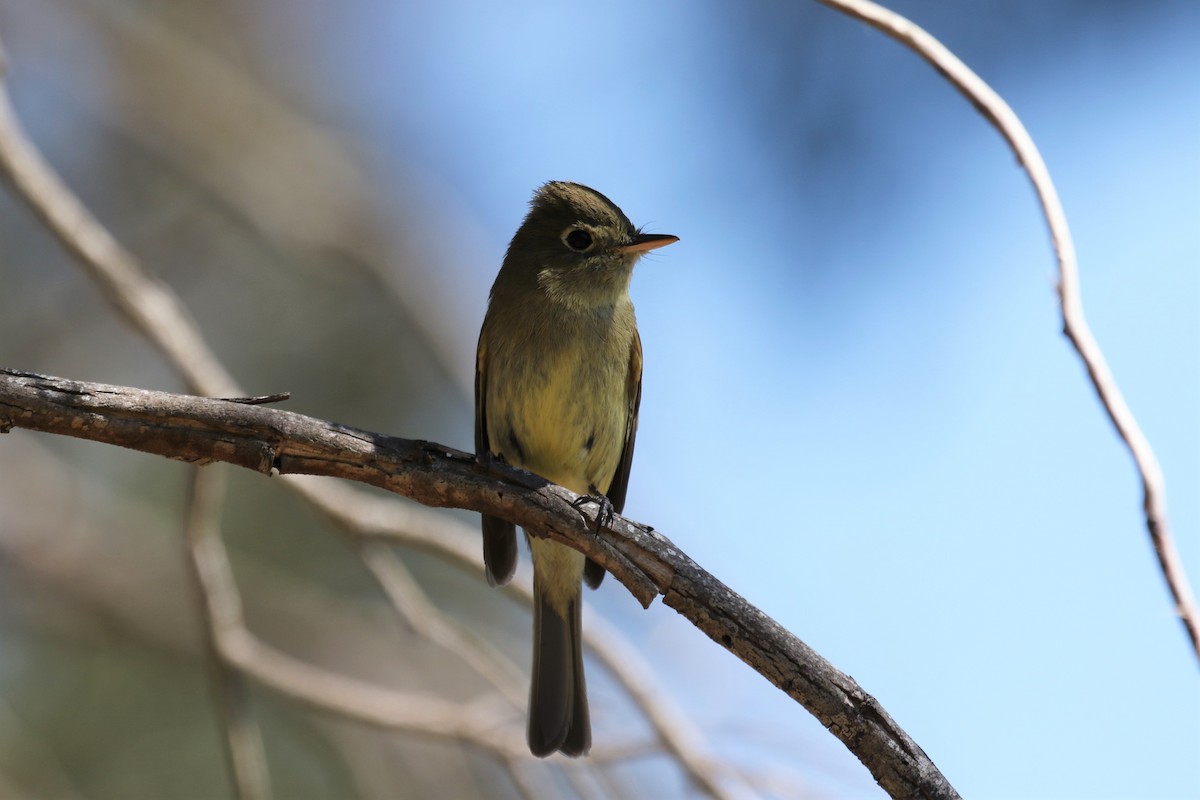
<box><xmin>561</xmin><ymin>594</ymin><xmax>590</xmax><ymax>756</ymax></box>
<box><xmin>528</xmin><ymin>592</ymin><xmax>590</xmax><ymax>757</ymax></box>
<box><xmin>482</xmin><ymin>514</ymin><xmax>517</xmax><ymax>587</ymax></box>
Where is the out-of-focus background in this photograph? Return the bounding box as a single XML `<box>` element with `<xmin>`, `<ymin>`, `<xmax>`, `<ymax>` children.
<box><xmin>0</xmin><ymin>1</ymin><xmax>1196</xmax><ymax>798</ymax></box>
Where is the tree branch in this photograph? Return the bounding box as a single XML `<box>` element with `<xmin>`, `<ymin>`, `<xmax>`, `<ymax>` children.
<box><xmin>184</xmin><ymin>467</ymin><xmax>274</xmax><ymax>800</ymax></box>
<box><xmin>0</xmin><ymin>47</ymin><xmax>236</xmax><ymax>398</ymax></box>
<box><xmin>815</xmin><ymin>0</ymin><xmax>1198</xmax><ymax>663</ymax></box>
<box><xmin>0</xmin><ymin>368</ymin><xmax>960</xmax><ymax>800</ymax></box>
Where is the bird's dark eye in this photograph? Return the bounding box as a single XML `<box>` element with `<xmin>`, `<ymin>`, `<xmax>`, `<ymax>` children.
<box><xmin>563</xmin><ymin>228</ymin><xmax>593</xmax><ymax>251</ymax></box>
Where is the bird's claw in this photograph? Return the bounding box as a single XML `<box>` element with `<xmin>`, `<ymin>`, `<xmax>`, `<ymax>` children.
<box><xmin>571</xmin><ymin>487</ymin><xmax>614</xmax><ymax>532</ymax></box>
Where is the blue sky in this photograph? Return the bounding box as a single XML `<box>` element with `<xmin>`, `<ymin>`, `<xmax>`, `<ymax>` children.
<box><xmin>280</xmin><ymin>1</ymin><xmax>1200</xmax><ymax>796</ymax></box>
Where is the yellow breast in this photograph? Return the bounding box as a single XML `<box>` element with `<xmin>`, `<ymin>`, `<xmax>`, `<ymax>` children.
<box><xmin>483</xmin><ymin>305</ymin><xmax>633</xmax><ymax>496</ymax></box>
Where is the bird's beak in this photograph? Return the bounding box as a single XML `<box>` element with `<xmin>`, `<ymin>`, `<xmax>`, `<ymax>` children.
<box><xmin>614</xmin><ymin>233</ymin><xmax>679</xmax><ymax>254</ymax></box>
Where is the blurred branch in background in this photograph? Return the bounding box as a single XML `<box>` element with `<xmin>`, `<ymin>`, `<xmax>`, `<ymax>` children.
<box><xmin>55</xmin><ymin>0</ymin><xmax>483</xmax><ymax>392</ymax></box>
<box><xmin>817</xmin><ymin>0</ymin><xmax>1197</xmax><ymax>661</ymax></box>
<box><xmin>185</xmin><ymin>467</ymin><xmax>273</xmax><ymax>800</ymax></box>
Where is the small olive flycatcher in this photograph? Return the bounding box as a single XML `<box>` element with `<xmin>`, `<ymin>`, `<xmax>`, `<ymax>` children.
<box><xmin>475</xmin><ymin>181</ymin><xmax>677</xmax><ymax>757</ymax></box>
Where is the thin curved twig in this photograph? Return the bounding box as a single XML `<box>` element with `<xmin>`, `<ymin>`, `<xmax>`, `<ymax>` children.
<box><xmin>815</xmin><ymin>0</ymin><xmax>1198</xmax><ymax>661</ymax></box>
<box><xmin>184</xmin><ymin>467</ymin><xmax>274</xmax><ymax>800</ymax></box>
<box><xmin>358</xmin><ymin>542</ymin><xmax>528</xmax><ymax>708</ymax></box>
<box><xmin>0</xmin><ymin>45</ymin><xmax>236</xmax><ymax>399</ymax></box>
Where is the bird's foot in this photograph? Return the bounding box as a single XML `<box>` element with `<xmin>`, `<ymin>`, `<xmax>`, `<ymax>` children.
<box><xmin>570</xmin><ymin>485</ymin><xmax>614</xmax><ymax>532</ymax></box>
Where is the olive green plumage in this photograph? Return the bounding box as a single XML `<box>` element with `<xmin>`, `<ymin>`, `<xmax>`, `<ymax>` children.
<box><xmin>475</xmin><ymin>181</ymin><xmax>676</xmax><ymax>756</ymax></box>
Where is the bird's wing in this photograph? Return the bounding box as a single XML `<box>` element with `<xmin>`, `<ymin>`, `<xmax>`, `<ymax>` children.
<box><xmin>476</xmin><ymin>331</ymin><xmax>517</xmax><ymax>586</ymax></box>
<box><xmin>584</xmin><ymin>329</ymin><xmax>642</xmax><ymax>591</ymax></box>
<box><xmin>605</xmin><ymin>327</ymin><xmax>642</xmax><ymax>515</ymax></box>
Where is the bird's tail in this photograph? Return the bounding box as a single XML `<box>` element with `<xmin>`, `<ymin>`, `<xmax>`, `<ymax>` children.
<box><xmin>528</xmin><ymin>576</ymin><xmax>590</xmax><ymax>757</ymax></box>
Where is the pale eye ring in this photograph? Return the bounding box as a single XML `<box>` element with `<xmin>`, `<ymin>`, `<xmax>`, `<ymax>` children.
<box><xmin>562</xmin><ymin>228</ymin><xmax>594</xmax><ymax>251</ymax></box>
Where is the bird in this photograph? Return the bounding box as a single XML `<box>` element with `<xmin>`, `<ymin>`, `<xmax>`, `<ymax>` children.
<box><xmin>475</xmin><ymin>181</ymin><xmax>677</xmax><ymax>756</ymax></box>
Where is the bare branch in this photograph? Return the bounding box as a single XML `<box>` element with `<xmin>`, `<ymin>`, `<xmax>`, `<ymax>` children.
<box><xmin>582</xmin><ymin>612</ymin><xmax>745</xmax><ymax>796</ymax></box>
<box><xmin>220</xmin><ymin>625</ymin><xmax>527</xmax><ymax>758</ymax></box>
<box><xmin>0</xmin><ymin>369</ymin><xmax>960</xmax><ymax>799</ymax></box>
<box><xmin>0</xmin><ymin>369</ymin><xmax>663</xmax><ymax>606</ymax></box>
<box><xmin>184</xmin><ymin>467</ymin><xmax>274</xmax><ymax>800</ymax></box>
<box><xmin>814</xmin><ymin>0</ymin><xmax>1198</xmax><ymax>661</ymax></box>
<box><xmin>359</xmin><ymin>542</ymin><xmax>528</xmax><ymax>708</ymax></box>
<box><xmin>0</xmin><ymin>63</ymin><xmax>236</xmax><ymax>397</ymax></box>
<box><xmin>182</xmin><ymin>464</ymin><xmax>536</xmax><ymax>764</ymax></box>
